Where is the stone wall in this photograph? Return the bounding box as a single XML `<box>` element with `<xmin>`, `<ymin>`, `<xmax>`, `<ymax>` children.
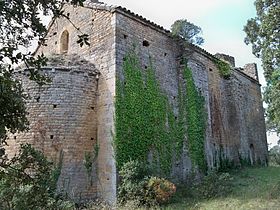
<box><xmin>113</xmin><ymin>8</ymin><xmax>268</xmax><ymax>177</ymax></box>
<box><xmin>115</xmin><ymin>10</ymin><xmax>181</xmax><ymax>108</ymax></box>
<box><xmin>7</xmin><ymin>55</ymin><xmax>99</xmax><ymax>202</ymax></box>
<box><xmin>243</xmin><ymin>63</ymin><xmax>259</xmax><ymax>81</ymax></box>
<box><xmin>220</xmin><ymin>69</ymin><xmax>268</xmax><ymax>165</ymax></box>
<box><xmin>114</xmin><ymin>11</ymin><xmax>195</xmax><ymax>181</ymax></box>
<box><xmin>23</xmin><ymin>3</ymin><xmax>117</xmax><ymax>203</ymax></box>
<box><xmin>189</xmin><ymin>49</ymin><xmax>268</xmax><ymax>168</ymax></box>
<box><xmin>6</xmin><ymin>2</ymin><xmax>268</xmax><ymax>204</ymax></box>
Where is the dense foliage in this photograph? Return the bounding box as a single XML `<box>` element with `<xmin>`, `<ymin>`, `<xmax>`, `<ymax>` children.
<box><xmin>269</xmin><ymin>145</ymin><xmax>280</xmax><ymax>165</ymax></box>
<box><xmin>115</xmin><ymin>51</ymin><xmax>207</xmax><ymax>173</ymax></box>
<box><xmin>183</xmin><ymin>66</ymin><xmax>207</xmax><ymax>171</ymax></box>
<box><xmin>264</xmin><ymin>70</ymin><xmax>280</xmax><ymax>135</ymax></box>
<box><xmin>0</xmin><ymin>144</ymin><xmax>73</xmax><ymax>210</ymax></box>
<box><xmin>117</xmin><ymin>160</ymin><xmax>149</xmax><ymax>206</ymax></box>
<box><xmin>115</xmin><ymin>52</ymin><xmax>176</xmax><ymax>173</ymax></box>
<box><xmin>0</xmin><ymin>71</ymin><xmax>29</xmax><ymax>143</ymax></box>
<box><xmin>214</xmin><ymin>59</ymin><xmax>231</xmax><ymax>79</ymax></box>
<box><xmin>117</xmin><ymin>160</ymin><xmax>176</xmax><ymax>208</ymax></box>
<box><xmin>171</xmin><ymin>19</ymin><xmax>204</xmax><ymax>45</ymax></box>
<box><xmin>146</xmin><ymin>176</ymin><xmax>176</xmax><ymax>204</ymax></box>
<box><xmin>244</xmin><ymin>0</ymin><xmax>280</xmax><ymax>136</ymax></box>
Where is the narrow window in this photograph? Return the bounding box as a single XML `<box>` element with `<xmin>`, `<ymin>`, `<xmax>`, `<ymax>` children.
<box><xmin>60</xmin><ymin>30</ymin><xmax>69</xmax><ymax>54</ymax></box>
<box><xmin>143</xmin><ymin>40</ymin><xmax>150</xmax><ymax>47</ymax></box>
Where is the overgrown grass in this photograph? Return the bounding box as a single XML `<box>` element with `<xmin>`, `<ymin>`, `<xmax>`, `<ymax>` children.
<box><xmin>164</xmin><ymin>166</ymin><xmax>280</xmax><ymax>210</ymax></box>
<box><xmin>85</xmin><ymin>166</ymin><xmax>280</xmax><ymax>209</ymax></box>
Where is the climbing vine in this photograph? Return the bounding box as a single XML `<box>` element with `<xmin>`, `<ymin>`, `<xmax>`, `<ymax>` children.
<box><xmin>115</xmin><ymin>51</ymin><xmax>176</xmax><ymax>174</ymax></box>
<box><xmin>214</xmin><ymin>59</ymin><xmax>231</xmax><ymax>79</ymax></box>
<box><xmin>183</xmin><ymin>66</ymin><xmax>207</xmax><ymax>171</ymax></box>
<box><xmin>115</xmin><ymin>51</ymin><xmax>207</xmax><ymax>174</ymax></box>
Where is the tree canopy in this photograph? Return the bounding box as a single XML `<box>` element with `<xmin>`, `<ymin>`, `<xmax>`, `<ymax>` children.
<box><xmin>244</xmin><ymin>0</ymin><xmax>280</xmax><ymax>137</ymax></box>
<box><xmin>171</xmin><ymin>19</ymin><xmax>204</xmax><ymax>45</ymax></box>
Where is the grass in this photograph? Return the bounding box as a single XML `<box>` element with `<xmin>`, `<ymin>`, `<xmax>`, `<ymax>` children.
<box><xmin>163</xmin><ymin>166</ymin><xmax>280</xmax><ymax>210</ymax></box>
<box><xmin>86</xmin><ymin>166</ymin><xmax>280</xmax><ymax>210</ymax></box>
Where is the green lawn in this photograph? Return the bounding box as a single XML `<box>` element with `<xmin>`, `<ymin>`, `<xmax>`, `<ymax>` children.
<box><xmin>164</xmin><ymin>166</ymin><xmax>280</xmax><ymax>210</ymax></box>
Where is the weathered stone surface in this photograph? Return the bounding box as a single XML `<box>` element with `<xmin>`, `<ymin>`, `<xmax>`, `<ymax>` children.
<box><xmin>243</xmin><ymin>63</ymin><xmax>259</xmax><ymax>81</ymax></box>
<box><xmin>6</xmin><ymin>2</ymin><xmax>268</xmax><ymax>204</ymax></box>
<box><xmin>8</xmin><ymin>55</ymin><xmax>99</xmax><ymax>202</ymax></box>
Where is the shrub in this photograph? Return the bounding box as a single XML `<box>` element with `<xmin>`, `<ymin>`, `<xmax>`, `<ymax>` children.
<box><xmin>0</xmin><ymin>144</ymin><xmax>74</xmax><ymax>210</ymax></box>
<box><xmin>118</xmin><ymin>160</ymin><xmax>176</xmax><ymax>208</ymax></box>
<box><xmin>269</xmin><ymin>145</ymin><xmax>280</xmax><ymax>165</ymax></box>
<box><xmin>117</xmin><ymin>160</ymin><xmax>148</xmax><ymax>206</ymax></box>
<box><xmin>80</xmin><ymin>199</ymin><xmax>111</xmax><ymax>210</ymax></box>
<box><xmin>214</xmin><ymin>59</ymin><xmax>231</xmax><ymax>79</ymax></box>
<box><xmin>146</xmin><ymin>177</ymin><xmax>176</xmax><ymax>204</ymax></box>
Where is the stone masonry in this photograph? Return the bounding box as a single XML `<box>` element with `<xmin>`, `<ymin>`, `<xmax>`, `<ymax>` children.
<box><xmin>6</xmin><ymin>1</ymin><xmax>268</xmax><ymax>204</ymax></box>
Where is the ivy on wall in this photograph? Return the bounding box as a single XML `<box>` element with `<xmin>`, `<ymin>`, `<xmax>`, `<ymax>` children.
<box><xmin>214</xmin><ymin>59</ymin><xmax>231</xmax><ymax>79</ymax></box>
<box><xmin>183</xmin><ymin>66</ymin><xmax>207</xmax><ymax>171</ymax></box>
<box><xmin>115</xmin><ymin>51</ymin><xmax>174</xmax><ymax>174</ymax></box>
<box><xmin>115</xmin><ymin>51</ymin><xmax>207</xmax><ymax>174</ymax></box>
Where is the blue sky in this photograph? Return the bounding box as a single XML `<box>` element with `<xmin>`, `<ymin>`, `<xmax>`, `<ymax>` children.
<box><xmin>102</xmin><ymin>0</ymin><xmax>278</xmax><ymax>146</ymax></box>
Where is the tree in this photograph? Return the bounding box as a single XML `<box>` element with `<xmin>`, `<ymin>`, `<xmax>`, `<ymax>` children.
<box><xmin>0</xmin><ymin>0</ymin><xmax>88</xmax><ymax>149</ymax></box>
<box><xmin>0</xmin><ymin>0</ymin><xmax>89</xmax><ymax>207</ymax></box>
<box><xmin>269</xmin><ymin>144</ymin><xmax>280</xmax><ymax>165</ymax></box>
<box><xmin>171</xmin><ymin>19</ymin><xmax>204</xmax><ymax>45</ymax></box>
<box><xmin>244</xmin><ymin>0</ymin><xmax>280</xmax><ymax>135</ymax></box>
<box><xmin>0</xmin><ymin>144</ymin><xmax>73</xmax><ymax>209</ymax></box>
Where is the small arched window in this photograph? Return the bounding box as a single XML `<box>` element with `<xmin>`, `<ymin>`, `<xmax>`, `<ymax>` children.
<box><xmin>60</xmin><ymin>30</ymin><xmax>69</xmax><ymax>54</ymax></box>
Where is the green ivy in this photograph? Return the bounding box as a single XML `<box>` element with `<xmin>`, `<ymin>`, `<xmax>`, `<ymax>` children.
<box><xmin>183</xmin><ymin>66</ymin><xmax>207</xmax><ymax>171</ymax></box>
<box><xmin>115</xmin><ymin>51</ymin><xmax>207</xmax><ymax>174</ymax></box>
<box><xmin>214</xmin><ymin>59</ymin><xmax>231</xmax><ymax>79</ymax></box>
<box><xmin>115</xmin><ymin>52</ymin><xmax>175</xmax><ymax>174</ymax></box>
